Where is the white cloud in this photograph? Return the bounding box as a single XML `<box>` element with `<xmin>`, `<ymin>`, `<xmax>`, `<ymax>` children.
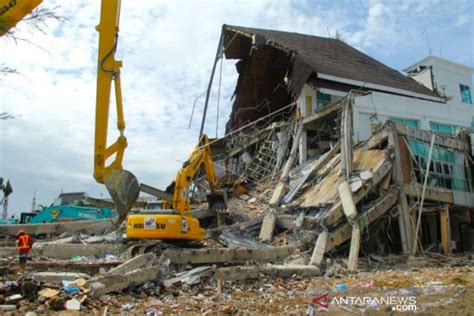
<box><xmin>0</xmin><ymin>0</ymin><xmax>472</xmax><ymax>215</ymax></box>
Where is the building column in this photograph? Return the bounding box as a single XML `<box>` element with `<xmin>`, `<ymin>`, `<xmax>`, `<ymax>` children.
<box><xmin>388</xmin><ymin>126</ymin><xmax>413</xmax><ymax>254</ymax></box>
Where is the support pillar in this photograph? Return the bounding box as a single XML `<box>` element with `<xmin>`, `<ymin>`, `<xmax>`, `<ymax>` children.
<box><xmin>388</xmin><ymin>126</ymin><xmax>413</xmax><ymax>254</ymax></box>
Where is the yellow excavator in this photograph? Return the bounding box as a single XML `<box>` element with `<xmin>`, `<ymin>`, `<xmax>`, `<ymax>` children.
<box><xmin>127</xmin><ymin>134</ymin><xmax>227</xmax><ymax>240</ymax></box>
<box><xmin>93</xmin><ymin>0</ymin><xmax>226</xmax><ymax>240</ymax></box>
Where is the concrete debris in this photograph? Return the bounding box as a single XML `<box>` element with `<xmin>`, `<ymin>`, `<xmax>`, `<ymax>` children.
<box><xmin>29</xmin><ymin>272</ymin><xmax>90</xmax><ymax>283</ymax></box>
<box><xmin>104</xmin><ymin>253</ymin><xmax>154</xmax><ymax>275</ymax></box>
<box><xmin>87</xmin><ymin>265</ymin><xmax>162</xmax><ymax>298</ymax></box>
<box><xmin>163</xmin><ymin>266</ymin><xmax>214</xmax><ymax>288</ymax></box>
<box><xmin>215</xmin><ymin>264</ymin><xmax>321</xmax><ymax>281</ymax></box>
<box><xmin>162</xmin><ymin>246</ymin><xmax>296</xmax><ymax>264</ymax></box>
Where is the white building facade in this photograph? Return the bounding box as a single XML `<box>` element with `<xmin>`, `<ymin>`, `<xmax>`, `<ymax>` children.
<box><xmin>297</xmin><ymin>56</ymin><xmax>474</xmax><ymax>147</ymax></box>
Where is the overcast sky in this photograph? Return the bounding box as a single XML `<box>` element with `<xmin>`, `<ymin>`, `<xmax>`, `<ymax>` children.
<box><xmin>1</xmin><ymin>0</ymin><xmax>473</xmax><ymax>214</ymax></box>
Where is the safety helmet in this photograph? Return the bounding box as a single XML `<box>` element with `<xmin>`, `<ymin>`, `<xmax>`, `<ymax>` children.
<box><xmin>17</xmin><ymin>230</ymin><xmax>25</xmax><ymax>236</ymax></box>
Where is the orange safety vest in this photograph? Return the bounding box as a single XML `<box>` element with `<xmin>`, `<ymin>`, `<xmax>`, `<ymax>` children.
<box><xmin>18</xmin><ymin>235</ymin><xmax>32</xmax><ymax>252</ymax></box>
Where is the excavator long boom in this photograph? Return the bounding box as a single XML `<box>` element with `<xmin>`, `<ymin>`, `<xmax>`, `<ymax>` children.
<box><xmin>0</xmin><ymin>0</ymin><xmax>42</xmax><ymax>36</ymax></box>
<box><xmin>94</xmin><ymin>0</ymin><xmax>139</xmax><ymax>218</ymax></box>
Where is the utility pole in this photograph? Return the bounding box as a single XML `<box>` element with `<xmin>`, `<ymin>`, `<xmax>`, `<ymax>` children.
<box><xmin>31</xmin><ymin>189</ymin><xmax>37</xmax><ymax>212</ymax></box>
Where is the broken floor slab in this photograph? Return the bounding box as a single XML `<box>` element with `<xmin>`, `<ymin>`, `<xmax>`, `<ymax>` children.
<box><xmin>215</xmin><ymin>264</ymin><xmax>321</xmax><ymax>281</ymax></box>
<box><xmin>31</xmin><ymin>243</ymin><xmax>127</xmax><ymax>259</ymax></box>
<box><xmin>162</xmin><ymin>246</ymin><xmax>296</xmax><ymax>265</ymax></box>
<box><xmin>104</xmin><ymin>253</ymin><xmax>154</xmax><ymax>275</ymax></box>
<box><xmin>29</xmin><ymin>272</ymin><xmax>90</xmax><ymax>283</ymax></box>
<box><xmin>86</xmin><ymin>265</ymin><xmax>162</xmax><ymax>298</ymax></box>
<box><xmin>28</xmin><ymin>259</ymin><xmax>122</xmax><ymax>274</ymax></box>
<box><xmin>163</xmin><ymin>266</ymin><xmax>214</xmax><ymax>288</ymax></box>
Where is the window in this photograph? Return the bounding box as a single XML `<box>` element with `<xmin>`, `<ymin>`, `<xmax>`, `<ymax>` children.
<box><xmin>430</xmin><ymin>122</ymin><xmax>461</xmax><ymax>135</ymax></box>
<box><xmin>316</xmin><ymin>91</ymin><xmax>331</xmax><ymax>108</ymax></box>
<box><xmin>410</xmin><ymin>139</ymin><xmax>470</xmax><ymax>192</ymax></box>
<box><xmin>460</xmin><ymin>84</ymin><xmax>472</xmax><ymax>104</ymax></box>
<box><xmin>390</xmin><ymin>117</ymin><xmax>419</xmax><ymax>129</ymax></box>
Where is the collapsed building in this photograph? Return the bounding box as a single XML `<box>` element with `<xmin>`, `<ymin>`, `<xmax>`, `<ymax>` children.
<box><xmin>203</xmin><ymin>25</ymin><xmax>474</xmax><ymax>266</ymax></box>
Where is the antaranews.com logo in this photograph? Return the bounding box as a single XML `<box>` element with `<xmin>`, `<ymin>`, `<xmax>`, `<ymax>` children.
<box><xmin>306</xmin><ymin>289</ymin><xmax>417</xmax><ymax>313</ymax></box>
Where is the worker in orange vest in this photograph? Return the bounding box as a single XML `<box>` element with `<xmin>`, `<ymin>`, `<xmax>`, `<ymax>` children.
<box><xmin>16</xmin><ymin>230</ymin><xmax>33</xmax><ymax>273</ymax></box>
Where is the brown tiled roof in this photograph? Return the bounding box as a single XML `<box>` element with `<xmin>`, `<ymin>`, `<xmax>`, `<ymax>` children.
<box><xmin>225</xmin><ymin>25</ymin><xmax>440</xmax><ymax>99</ymax></box>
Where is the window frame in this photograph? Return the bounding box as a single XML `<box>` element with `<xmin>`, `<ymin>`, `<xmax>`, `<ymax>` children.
<box><xmin>459</xmin><ymin>84</ymin><xmax>472</xmax><ymax>105</ymax></box>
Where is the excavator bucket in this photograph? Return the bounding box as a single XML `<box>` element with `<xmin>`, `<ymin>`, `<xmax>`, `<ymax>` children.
<box><xmin>206</xmin><ymin>191</ymin><xmax>227</xmax><ymax>212</ymax></box>
<box><xmin>103</xmin><ymin>168</ymin><xmax>140</xmax><ymax>219</ymax></box>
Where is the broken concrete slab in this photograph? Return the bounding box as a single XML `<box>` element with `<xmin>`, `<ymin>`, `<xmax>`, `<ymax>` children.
<box><xmin>105</xmin><ymin>253</ymin><xmax>154</xmax><ymax>275</ymax></box>
<box><xmin>347</xmin><ymin>222</ymin><xmax>361</xmax><ymax>272</ymax></box>
<box><xmin>276</xmin><ymin>215</ymin><xmax>320</xmax><ymax>230</ymax></box>
<box><xmin>163</xmin><ymin>266</ymin><xmax>214</xmax><ymax>288</ymax></box>
<box><xmin>215</xmin><ymin>264</ymin><xmax>320</xmax><ymax>281</ymax></box>
<box><xmin>326</xmin><ymin>189</ymin><xmax>398</xmax><ymax>251</ymax></box>
<box><xmin>30</xmin><ymin>272</ymin><xmax>90</xmax><ymax>283</ymax></box>
<box><xmin>29</xmin><ymin>259</ymin><xmax>122</xmax><ymax>274</ymax></box>
<box><xmin>259</xmin><ymin>211</ymin><xmax>277</xmax><ymax>242</ymax></box>
<box><xmin>323</xmin><ymin>157</ymin><xmax>393</xmax><ymax>228</ymax></box>
<box><xmin>162</xmin><ymin>246</ymin><xmax>296</xmax><ymax>265</ymax></box>
<box><xmin>309</xmin><ymin>229</ymin><xmax>328</xmax><ymax>267</ymax></box>
<box><xmin>338</xmin><ymin>179</ymin><xmax>358</xmax><ymax>220</ymax></box>
<box><xmin>87</xmin><ymin>265</ymin><xmax>161</xmax><ymax>298</ymax></box>
<box><xmin>29</xmin><ymin>243</ymin><xmax>126</xmax><ymax>259</ymax></box>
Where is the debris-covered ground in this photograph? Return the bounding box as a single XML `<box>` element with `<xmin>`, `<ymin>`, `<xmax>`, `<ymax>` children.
<box><xmin>0</xmin><ymin>251</ymin><xmax>473</xmax><ymax>314</ymax></box>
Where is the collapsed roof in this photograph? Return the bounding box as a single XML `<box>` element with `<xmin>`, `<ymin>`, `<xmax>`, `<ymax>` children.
<box><xmin>222</xmin><ymin>25</ymin><xmax>441</xmax><ymax>130</ymax></box>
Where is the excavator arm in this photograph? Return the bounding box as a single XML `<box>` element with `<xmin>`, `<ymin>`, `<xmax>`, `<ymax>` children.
<box><xmin>94</xmin><ymin>0</ymin><xmax>139</xmax><ymax>218</ymax></box>
<box><xmin>0</xmin><ymin>0</ymin><xmax>42</xmax><ymax>36</ymax></box>
<box><xmin>172</xmin><ymin>134</ymin><xmax>221</xmax><ymax>217</ymax></box>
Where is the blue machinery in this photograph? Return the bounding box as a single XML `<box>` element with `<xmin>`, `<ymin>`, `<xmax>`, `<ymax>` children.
<box><xmin>26</xmin><ymin>205</ymin><xmax>117</xmax><ymax>224</ymax></box>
